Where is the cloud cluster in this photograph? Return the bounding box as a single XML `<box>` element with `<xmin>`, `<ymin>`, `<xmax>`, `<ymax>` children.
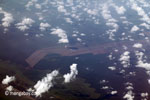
<box><xmin>101</xmin><ymin>3</ymin><xmax>119</xmax><ymax>40</ymax></box>
<box><xmin>30</xmin><ymin>63</ymin><xmax>78</xmax><ymax>97</ymax></box>
<box><xmin>33</xmin><ymin>70</ymin><xmax>59</xmax><ymax>97</ymax></box>
<box><xmin>63</xmin><ymin>63</ymin><xmax>78</xmax><ymax>83</ymax></box>
<box><xmin>0</xmin><ymin>7</ymin><xmax>14</xmax><ymax>29</ymax></box>
<box><xmin>25</xmin><ymin>0</ymin><xmax>38</xmax><ymax>10</ymax></box>
<box><xmin>123</xmin><ymin>90</ymin><xmax>134</xmax><ymax>100</ymax></box>
<box><xmin>119</xmin><ymin>51</ymin><xmax>130</xmax><ymax>68</ymax></box>
<box><xmin>123</xmin><ymin>82</ymin><xmax>134</xmax><ymax>100</ymax></box>
<box><xmin>57</xmin><ymin>5</ymin><xmax>67</xmax><ymax>14</ymax></box>
<box><xmin>2</xmin><ymin>75</ymin><xmax>15</xmax><ymax>85</ymax></box>
<box><xmin>135</xmin><ymin>51</ymin><xmax>150</xmax><ymax>70</ymax></box>
<box><xmin>141</xmin><ymin>92</ymin><xmax>148</xmax><ymax>100</ymax></box>
<box><xmin>133</xmin><ymin>43</ymin><xmax>143</xmax><ymax>48</ymax></box>
<box><xmin>111</xmin><ymin>4</ymin><xmax>126</xmax><ymax>15</ymax></box>
<box><xmin>130</xmin><ymin>0</ymin><xmax>150</xmax><ymax>29</ymax></box>
<box><xmin>130</xmin><ymin>25</ymin><xmax>139</xmax><ymax>33</ymax></box>
<box><xmin>65</xmin><ymin>18</ymin><xmax>73</xmax><ymax>24</ymax></box>
<box><xmin>40</xmin><ymin>22</ymin><xmax>51</xmax><ymax>31</ymax></box>
<box><xmin>51</xmin><ymin>28</ymin><xmax>69</xmax><ymax>43</ymax></box>
<box><xmin>16</xmin><ymin>18</ymin><xmax>34</xmax><ymax>31</ymax></box>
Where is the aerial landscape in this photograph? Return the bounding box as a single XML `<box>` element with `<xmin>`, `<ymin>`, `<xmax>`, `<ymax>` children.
<box><xmin>1</xmin><ymin>0</ymin><xmax>150</xmax><ymax>100</ymax></box>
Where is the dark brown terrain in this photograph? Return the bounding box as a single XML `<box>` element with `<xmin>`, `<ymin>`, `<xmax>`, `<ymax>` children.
<box><xmin>26</xmin><ymin>39</ymin><xmax>150</xmax><ymax>68</ymax></box>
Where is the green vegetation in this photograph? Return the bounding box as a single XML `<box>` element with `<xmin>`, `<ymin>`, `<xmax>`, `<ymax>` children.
<box><xmin>0</xmin><ymin>59</ymin><xmax>34</xmax><ymax>100</ymax></box>
<box><xmin>0</xmin><ymin>59</ymin><xmax>100</xmax><ymax>100</ymax></box>
<box><xmin>41</xmin><ymin>78</ymin><xmax>100</xmax><ymax>100</ymax></box>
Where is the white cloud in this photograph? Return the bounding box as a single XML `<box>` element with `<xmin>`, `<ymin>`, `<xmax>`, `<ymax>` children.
<box><xmin>133</xmin><ymin>43</ymin><xmax>143</xmax><ymax>48</ymax></box>
<box><xmin>6</xmin><ymin>85</ymin><xmax>13</xmax><ymax>91</ymax></box>
<box><xmin>140</xmin><ymin>23</ymin><xmax>150</xmax><ymax>29</ymax></box>
<box><xmin>0</xmin><ymin>8</ymin><xmax>14</xmax><ymax>28</ymax></box>
<box><xmin>101</xmin><ymin>86</ymin><xmax>109</xmax><ymax>90</ymax></box>
<box><xmin>101</xmin><ymin>3</ymin><xmax>119</xmax><ymax>40</ymax></box>
<box><xmin>2</xmin><ymin>12</ymin><xmax>14</xmax><ymax>28</ymax></box>
<box><xmin>108</xmin><ymin>53</ymin><xmax>115</xmax><ymax>60</ymax></box>
<box><xmin>16</xmin><ymin>18</ymin><xmax>34</xmax><ymax>31</ymax></box>
<box><xmin>123</xmin><ymin>83</ymin><xmax>134</xmax><ymax>100</ymax></box>
<box><xmin>108</xmin><ymin>66</ymin><xmax>116</xmax><ymax>71</ymax></box>
<box><xmin>25</xmin><ymin>0</ymin><xmax>38</xmax><ymax>10</ymax></box>
<box><xmin>51</xmin><ymin>28</ymin><xmax>69</xmax><ymax>43</ymax></box>
<box><xmin>87</xmin><ymin>9</ymin><xmax>97</xmax><ymax>15</ymax></box>
<box><xmin>130</xmin><ymin>1</ymin><xmax>150</xmax><ymax>25</ymax></box>
<box><xmin>135</xmin><ymin>51</ymin><xmax>144</xmax><ymax>61</ymax></box>
<box><xmin>33</xmin><ymin>70</ymin><xmax>59</xmax><ymax>97</ymax></box>
<box><xmin>112</xmin><ymin>4</ymin><xmax>126</xmax><ymax>15</ymax></box>
<box><xmin>100</xmin><ymin>80</ymin><xmax>109</xmax><ymax>84</ymax></box>
<box><xmin>111</xmin><ymin>91</ymin><xmax>117</xmax><ymax>95</ymax></box>
<box><xmin>117</xmin><ymin>6</ymin><xmax>126</xmax><ymax>15</ymax></box>
<box><xmin>40</xmin><ymin>22</ymin><xmax>51</xmax><ymax>31</ymax></box>
<box><xmin>130</xmin><ymin>25</ymin><xmax>139</xmax><ymax>33</ymax></box>
<box><xmin>137</xmin><ymin>61</ymin><xmax>150</xmax><ymax>70</ymax></box>
<box><xmin>57</xmin><ymin>5</ymin><xmax>67</xmax><ymax>13</ymax></box>
<box><xmin>63</xmin><ymin>63</ymin><xmax>78</xmax><ymax>83</ymax></box>
<box><xmin>141</xmin><ymin>92</ymin><xmax>148</xmax><ymax>98</ymax></box>
<box><xmin>35</xmin><ymin>4</ymin><xmax>42</xmax><ymax>9</ymax></box>
<box><xmin>123</xmin><ymin>90</ymin><xmax>134</xmax><ymax>100</ymax></box>
<box><xmin>126</xmin><ymin>86</ymin><xmax>133</xmax><ymax>90</ymax></box>
<box><xmin>148</xmin><ymin>79</ymin><xmax>150</xmax><ymax>84</ymax></box>
<box><xmin>2</xmin><ymin>75</ymin><xmax>15</xmax><ymax>85</ymax></box>
<box><xmin>135</xmin><ymin>51</ymin><xmax>150</xmax><ymax>70</ymax></box>
<box><xmin>77</xmin><ymin>38</ymin><xmax>82</xmax><ymax>42</ymax></box>
<box><xmin>119</xmin><ymin>51</ymin><xmax>130</xmax><ymax>68</ymax></box>
<box><xmin>65</xmin><ymin>18</ymin><xmax>73</xmax><ymax>24</ymax></box>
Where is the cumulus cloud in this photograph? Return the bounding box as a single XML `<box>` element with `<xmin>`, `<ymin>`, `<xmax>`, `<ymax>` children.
<box><xmin>35</xmin><ymin>4</ymin><xmax>42</xmax><ymax>9</ymax></box>
<box><xmin>135</xmin><ymin>51</ymin><xmax>144</xmax><ymax>61</ymax></box>
<box><xmin>117</xmin><ymin>6</ymin><xmax>126</xmax><ymax>15</ymax></box>
<box><xmin>87</xmin><ymin>9</ymin><xmax>97</xmax><ymax>15</ymax></box>
<box><xmin>111</xmin><ymin>90</ymin><xmax>117</xmax><ymax>95</ymax></box>
<box><xmin>140</xmin><ymin>23</ymin><xmax>150</xmax><ymax>29</ymax></box>
<box><xmin>123</xmin><ymin>82</ymin><xmax>134</xmax><ymax>100</ymax></box>
<box><xmin>123</xmin><ymin>91</ymin><xmax>134</xmax><ymax>100</ymax></box>
<box><xmin>51</xmin><ymin>28</ymin><xmax>69</xmax><ymax>43</ymax></box>
<box><xmin>141</xmin><ymin>92</ymin><xmax>148</xmax><ymax>99</ymax></box>
<box><xmin>25</xmin><ymin>0</ymin><xmax>37</xmax><ymax>10</ymax></box>
<box><xmin>101</xmin><ymin>3</ymin><xmax>119</xmax><ymax>40</ymax></box>
<box><xmin>119</xmin><ymin>51</ymin><xmax>130</xmax><ymax>68</ymax></box>
<box><xmin>0</xmin><ymin>8</ymin><xmax>14</xmax><ymax>28</ymax></box>
<box><xmin>33</xmin><ymin>70</ymin><xmax>59</xmax><ymax>97</ymax></box>
<box><xmin>77</xmin><ymin>38</ymin><xmax>82</xmax><ymax>42</ymax></box>
<box><xmin>57</xmin><ymin>5</ymin><xmax>67</xmax><ymax>13</ymax></box>
<box><xmin>40</xmin><ymin>22</ymin><xmax>51</xmax><ymax>31</ymax></box>
<box><xmin>101</xmin><ymin>86</ymin><xmax>109</xmax><ymax>90</ymax></box>
<box><xmin>130</xmin><ymin>1</ymin><xmax>150</xmax><ymax>26</ymax></box>
<box><xmin>130</xmin><ymin>25</ymin><xmax>139</xmax><ymax>33</ymax></box>
<box><xmin>108</xmin><ymin>66</ymin><xmax>116</xmax><ymax>71</ymax></box>
<box><xmin>137</xmin><ymin>61</ymin><xmax>150</xmax><ymax>70</ymax></box>
<box><xmin>100</xmin><ymin>80</ymin><xmax>109</xmax><ymax>84</ymax></box>
<box><xmin>16</xmin><ymin>18</ymin><xmax>34</xmax><ymax>31</ymax></box>
<box><xmin>2</xmin><ymin>13</ymin><xmax>14</xmax><ymax>28</ymax></box>
<box><xmin>108</xmin><ymin>53</ymin><xmax>115</xmax><ymax>60</ymax></box>
<box><xmin>2</xmin><ymin>75</ymin><xmax>15</xmax><ymax>85</ymax></box>
<box><xmin>133</xmin><ymin>43</ymin><xmax>143</xmax><ymax>48</ymax></box>
<box><xmin>30</xmin><ymin>64</ymin><xmax>78</xmax><ymax>97</ymax></box>
<box><xmin>112</xmin><ymin>4</ymin><xmax>126</xmax><ymax>15</ymax></box>
<box><xmin>135</xmin><ymin>51</ymin><xmax>150</xmax><ymax>70</ymax></box>
<box><xmin>65</xmin><ymin>18</ymin><xmax>73</xmax><ymax>24</ymax></box>
<box><xmin>63</xmin><ymin>63</ymin><xmax>78</xmax><ymax>83</ymax></box>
